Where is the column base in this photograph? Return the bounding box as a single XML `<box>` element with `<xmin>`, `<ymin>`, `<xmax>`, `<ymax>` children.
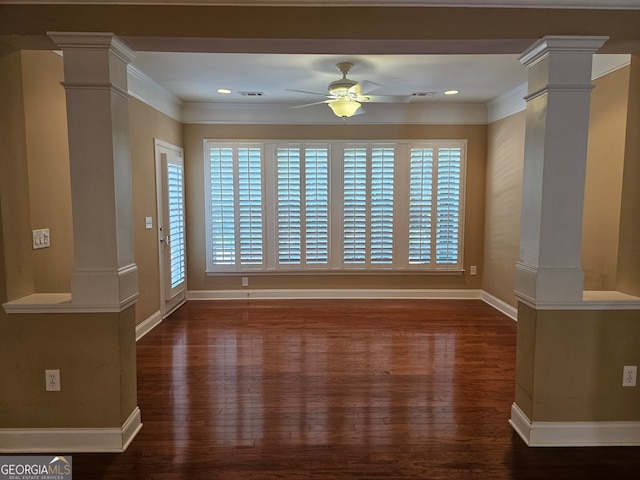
<box><xmin>515</xmin><ymin>262</ymin><xmax>584</xmax><ymax>307</ymax></box>
<box><xmin>72</xmin><ymin>264</ymin><xmax>138</xmax><ymax>311</ymax></box>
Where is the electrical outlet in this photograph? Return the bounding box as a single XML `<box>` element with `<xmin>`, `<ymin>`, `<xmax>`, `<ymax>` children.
<box><xmin>623</xmin><ymin>366</ymin><xmax>637</xmax><ymax>387</ymax></box>
<box><xmin>242</xmin><ymin>277</ymin><xmax>249</xmax><ymax>287</ymax></box>
<box><xmin>470</xmin><ymin>266</ymin><xmax>477</xmax><ymax>276</ymax></box>
<box><xmin>45</xmin><ymin>369</ymin><xmax>61</xmax><ymax>391</ymax></box>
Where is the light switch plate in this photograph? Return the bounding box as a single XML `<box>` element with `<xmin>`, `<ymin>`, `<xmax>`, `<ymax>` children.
<box><xmin>32</xmin><ymin>228</ymin><xmax>50</xmax><ymax>249</ymax></box>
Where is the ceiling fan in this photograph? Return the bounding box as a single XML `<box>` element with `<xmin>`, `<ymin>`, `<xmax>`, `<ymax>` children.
<box><xmin>288</xmin><ymin>62</ymin><xmax>410</xmax><ymax>118</ymax></box>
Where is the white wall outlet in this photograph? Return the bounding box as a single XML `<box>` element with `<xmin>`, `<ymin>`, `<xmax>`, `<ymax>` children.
<box><xmin>45</xmin><ymin>369</ymin><xmax>61</xmax><ymax>391</ymax></box>
<box><xmin>242</xmin><ymin>277</ymin><xmax>249</xmax><ymax>287</ymax></box>
<box><xmin>469</xmin><ymin>266</ymin><xmax>477</xmax><ymax>276</ymax></box>
<box><xmin>623</xmin><ymin>366</ymin><xmax>637</xmax><ymax>387</ymax></box>
<box><xmin>32</xmin><ymin>228</ymin><xmax>50</xmax><ymax>249</ymax></box>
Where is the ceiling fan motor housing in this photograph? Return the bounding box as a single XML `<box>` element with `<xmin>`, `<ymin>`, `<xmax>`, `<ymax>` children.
<box><xmin>329</xmin><ymin>62</ymin><xmax>360</xmax><ymax>98</ymax></box>
<box><xmin>329</xmin><ymin>78</ymin><xmax>359</xmax><ymax>97</ymax></box>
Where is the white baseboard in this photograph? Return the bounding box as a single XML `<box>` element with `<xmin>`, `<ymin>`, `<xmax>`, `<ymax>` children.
<box><xmin>481</xmin><ymin>291</ymin><xmax>518</xmax><ymax>321</ymax></box>
<box><xmin>0</xmin><ymin>407</ymin><xmax>142</xmax><ymax>453</ymax></box>
<box><xmin>188</xmin><ymin>288</ymin><xmax>483</xmax><ymax>301</ymax></box>
<box><xmin>136</xmin><ymin>310</ymin><xmax>162</xmax><ymax>342</ymax></box>
<box><xmin>510</xmin><ymin>403</ymin><xmax>640</xmax><ymax>447</ymax></box>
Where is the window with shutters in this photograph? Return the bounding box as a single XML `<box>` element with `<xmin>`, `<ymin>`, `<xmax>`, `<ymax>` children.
<box><xmin>204</xmin><ymin>140</ymin><xmax>465</xmax><ymax>273</ymax></box>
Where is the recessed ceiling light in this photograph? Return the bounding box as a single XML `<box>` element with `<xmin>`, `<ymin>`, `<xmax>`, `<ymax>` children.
<box><xmin>217</xmin><ymin>88</ymin><xmax>232</xmax><ymax>94</ymax></box>
<box><xmin>444</xmin><ymin>90</ymin><xmax>459</xmax><ymax>95</ymax></box>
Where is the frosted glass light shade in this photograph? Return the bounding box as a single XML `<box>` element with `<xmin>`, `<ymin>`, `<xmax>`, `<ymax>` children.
<box><xmin>328</xmin><ymin>99</ymin><xmax>361</xmax><ymax>118</ymax></box>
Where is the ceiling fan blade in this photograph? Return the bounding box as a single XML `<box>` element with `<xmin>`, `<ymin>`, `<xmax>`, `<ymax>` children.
<box><xmin>286</xmin><ymin>88</ymin><xmax>330</xmax><ymax>98</ymax></box>
<box><xmin>365</xmin><ymin>94</ymin><xmax>413</xmax><ymax>104</ymax></box>
<box><xmin>291</xmin><ymin>99</ymin><xmax>331</xmax><ymax>109</ymax></box>
<box><xmin>358</xmin><ymin>80</ymin><xmax>382</xmax><ymax>95</ymax></box>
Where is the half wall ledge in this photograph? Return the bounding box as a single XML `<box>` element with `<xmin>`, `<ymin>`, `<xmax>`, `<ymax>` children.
<box><xmin>2</xmin><ymin>292</ymin><xmax>138</xmax><ymax>314</ymax></box>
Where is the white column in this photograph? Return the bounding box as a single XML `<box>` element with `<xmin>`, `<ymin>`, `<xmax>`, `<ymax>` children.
<box><xmin>49</xmin><ymin>32</ymin><xmax>138</xmax><ymax>309</ymax></box>
<box><xmin>515</xmin><ymin>36</ymin><xmax>608</xmax><ymax>307</ymax></box>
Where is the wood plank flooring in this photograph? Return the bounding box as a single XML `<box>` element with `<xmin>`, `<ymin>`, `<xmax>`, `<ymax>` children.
<box><xmin>73</xmin><ymin>300</ymin><xmax>639</xmax><ymax>479</ymax></box>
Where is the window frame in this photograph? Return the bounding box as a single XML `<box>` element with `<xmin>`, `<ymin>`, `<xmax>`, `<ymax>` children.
<box><xmin>204</xmin><ymin>139</ymin><xmax>467</xmax><ymax>275</ymax></box>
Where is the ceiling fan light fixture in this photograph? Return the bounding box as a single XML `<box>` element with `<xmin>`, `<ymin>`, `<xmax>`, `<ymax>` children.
<box><xmin>328</xmin><ymin>98</ymin><xmax>361</xmax><ymax>118</ymax></box>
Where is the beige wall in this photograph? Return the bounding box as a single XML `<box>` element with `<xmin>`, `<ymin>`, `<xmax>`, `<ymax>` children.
<box><xmin>184</xmin><ymin>123</ymin><xmax>487</xmax><ymax>292</ymax></box>
<box><xmin>0</xmin><ymin>308</ymin><xmax>137</xmax><ymax>428</ymax></box>
<box><xmin>129</xmin><ymin>98</ymin><xmax>183</xmax><ymax>324</ymax></box>
<box><xmin>0</xmin><ymin>47</ymin><xmax>34</xmax><ymax>301</ymax></box>
<box><xmin>21</xmin><ymin>50</ymin><xmax>73</xmax><ymax>293</ymax></box>
<box><xmin>516</xmin><ymin>303</ymin><xmax>640</xmax><ymax>422</ymax></box>
<box><xmin>483</xmin><ymin>111</ymin><xmax>525</xmax><ymax>307</ymax></box>
<box><xmin>617</xmin><ymin>55</ymin><xmax>640</xmax><ymax>297</ymax></box>
<box><xmin>582</xmin><ymin>66</ymin><xmax>629</xmax><ymax>291</ymax></box>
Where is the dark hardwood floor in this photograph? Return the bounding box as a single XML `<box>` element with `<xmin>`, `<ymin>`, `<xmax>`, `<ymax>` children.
<box><xmin>74</xmin><ymin>300</ymin><xmax>639</xmax><ymax>479</ymax></box>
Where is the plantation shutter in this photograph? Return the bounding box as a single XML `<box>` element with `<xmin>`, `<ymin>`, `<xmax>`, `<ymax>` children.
<box><xmin>276</xmin><ymin>147</ymin><xmax>302</xmax><ymax>265</ymax></box>
<box><xmin>305</xmin><ymin>147</ymin><xmax>329</xmax><ymax>265</ymax></box>
<box><xmin>167</xmin><ymin>162</ymin><xmax>186</xmax><ymax>288</ymax></box>
<box><xmin>435</xmin><ymin>147</ymin><xmax>462</xmax><ymax>265</ymax></box>
<box><xmin>209</xmin><ymin>147</ymin><xmax>236</xmax><ymax>266</ymax></box>
<box><xmin>370</xmin><ymin>147</ymin><xmax>394</xmax><ymax>264</ymax></box>
<box><xmin>205</xmin><ymin>140</ymin><xmax>464</xmax><ymax>273</ymax></box>
<box><xmin>343</xmin><ymin>147</ymin><xmax>367</xmax><ymax>264</ymax></box>
<box><xmin>408</xmin><ymin>147</ymin><xmax>434</xmax><ymax>264</ymax></box>
<box><xmin>237</xmin><ymin>147</ymin><xmax>263</xmax><ymax>265</ymax></box>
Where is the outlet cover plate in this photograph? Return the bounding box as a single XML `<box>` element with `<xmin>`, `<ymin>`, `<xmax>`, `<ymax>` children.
<box><xmin>623</xmin><ymin>365</ymin><xmax>637</xmax><ymax>387</ymax></box>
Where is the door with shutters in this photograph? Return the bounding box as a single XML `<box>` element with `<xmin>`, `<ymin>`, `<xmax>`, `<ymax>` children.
<box><xmin>155</xmin><ymin>140</ymin><xmax>186</xmax><ymax>318</ymax></box>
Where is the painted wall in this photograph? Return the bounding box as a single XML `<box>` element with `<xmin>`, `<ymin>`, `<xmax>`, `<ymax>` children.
<box><xmin>516</xmin><ymin>303</ymin><xmax>640</xmax><ymax>422</ymax></box>
<box><xmin>582</xmin><ymin>66</ymin><xmax>629</xmax><ymax>291</ymax></box>
<box><xmin>129</xmin><ymin>98</ymin><xmax>183</xmax><ymax>324</ymax></box>
<box><xmin>0</xmin><ymin>309</ymin><xmax>136</xmax><ymax>429</ymax></box>
<box><xmin>617</xmin><ymin>55</ymin><xmax>640</xmax><ymax>297</ymax></box>
<box><xmin>483</xmin><ymin>111</ymin><xmax>525</xmax><ymax>307</ymax></box>
<box><xmin>21</xmin><ymin>50</ymin><xmax>73</xmax><ymax>294</ymax></box>
<box><xmin>184</xmin><ymin>123</ymin><xmax>487</xmax><ymax>292</ymax></box>
<box><xmin>0</xmin><ymin>48</ymin><xmax>34</xmax><ymax>301</ymax></box>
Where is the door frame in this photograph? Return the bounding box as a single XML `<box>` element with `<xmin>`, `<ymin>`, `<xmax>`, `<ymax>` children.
<box><xmin>154</xmin><ymin>138</ymin><xmax>186</xmax><ymax>318</ymax></box>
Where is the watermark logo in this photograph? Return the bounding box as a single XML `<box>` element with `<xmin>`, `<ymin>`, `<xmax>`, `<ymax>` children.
<box><xmin>0</xmin><ymin>455</ymin><xmax>72</xmax><ymax>480</ymax></box>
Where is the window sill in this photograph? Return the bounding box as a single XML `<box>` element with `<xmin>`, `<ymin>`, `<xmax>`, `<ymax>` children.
<box><xmin>206</xmin><ymin>269</ymin><xmax>465</xmax><ymax>277</ymax></box>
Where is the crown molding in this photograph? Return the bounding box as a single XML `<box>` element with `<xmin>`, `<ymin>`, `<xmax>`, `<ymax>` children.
<box><xmin>127</xmin><ymin>65</ymin><xmax>184</xmax><ymax>121</ymax></box>
<box><xmin>181</xmin><ymin>101</ymin><xmax>487</xmax><ymax>125</ymax></box>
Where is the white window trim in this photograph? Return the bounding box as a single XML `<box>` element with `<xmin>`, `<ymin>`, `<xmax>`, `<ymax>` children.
<box><xmin>204</xmin><ymin>139</ymin><xmax>467</xmax><ymax>275</ymax></box>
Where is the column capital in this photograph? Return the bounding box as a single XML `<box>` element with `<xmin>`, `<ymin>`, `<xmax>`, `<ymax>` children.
<box><xmin>519</xmin><ymin>36</ymin><xmax>609</xmax><ymax>67</ymax></box>
<box><xmin>48</xmin><ymin>32</ymin><xmax>136</xmax><ymax>65</ymax></box>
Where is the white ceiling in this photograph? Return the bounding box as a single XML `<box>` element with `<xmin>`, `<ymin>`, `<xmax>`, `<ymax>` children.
<box><xmin>131</xmin><ymin>52</ymin><xmax>529</xmax><ymax>106</ymax></box>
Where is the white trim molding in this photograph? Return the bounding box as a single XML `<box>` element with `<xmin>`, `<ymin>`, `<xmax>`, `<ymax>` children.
<box><xmin>2</xmin><ymin>292</ymin><xmax>139</xmax><ymax>314</ymax></box>
<box><xmin>0</xmin><ymin>407</ymin><xmax>142</xmax><ymax>453</ymax></box>
<box><xmin>128</xmin><ymin>65</ymin><xmax>184</xmax><ymax>121</ymax></box>
<box><xmin>136</xmin><ymin>310</ymin><xmax>163</xmax><ymax>341</ymax></box>
<box><xmin>510</xmin><ymin>403</ymin><xmax>640</xmax><ymax>447</ymax></box>
<box><xmin>188</xmin><ymin>288</ymin><xmax>483</xmax><ymax>301</ymax></box>
<box><xmin>481</xmin><ymin>291</ymin><xmax>518</xmax><ymax>320</ymax></box>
